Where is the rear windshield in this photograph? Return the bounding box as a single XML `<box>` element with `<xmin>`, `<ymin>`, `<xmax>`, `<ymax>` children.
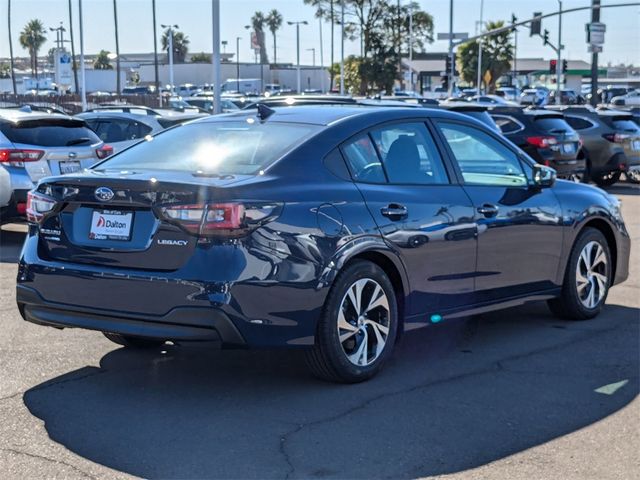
<box><xmin>455</xmin><ymin>110</ymin><xmax>500</xmax><ymax>132</ymax></box>
<box><xmin>0</xmin><ymin>119</ymin><xmax>100</xmax><ymax>147</ymax></box>
<box><xmin>605</xmin><ymin>117</ymin><xmax>639</xmax><ymax>132</ymax></box>
<box><xmin>94</xmin><ymin>120</ymin><xmax>319</xmax><ymax>175</ymax></box>
<box><xmin>533</xmin><ymin>116</ymin><xmax>574</xmax><ymax>134</ymax></box>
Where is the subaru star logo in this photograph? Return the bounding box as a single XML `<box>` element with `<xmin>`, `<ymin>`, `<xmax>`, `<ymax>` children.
<box><xmin>94</xmin><ymin>187</ymin><xmax>114</xmax><ymax>202</ymax></box>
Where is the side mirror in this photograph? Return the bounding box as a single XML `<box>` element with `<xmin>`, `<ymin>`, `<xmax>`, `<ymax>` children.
<box><xmin>532</xmin><ymin>164</ymin><xmax>556</xmax><ymax>188</ymax></box>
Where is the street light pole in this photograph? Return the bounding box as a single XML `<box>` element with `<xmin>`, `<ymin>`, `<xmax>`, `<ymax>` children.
<box><xmin>161</xmin><ymin>24</ymin><xmax>179</xmax><ymax>96</ymax></box>
<box><xmin>556</xmin><ymin>0</ymin><xmax>563</xmax><ymax>104</ymax></box>
<box><xmin>476</xmin><ymin>0</ymin><xmax>484</xmax><ymax>94</ymax></box>
<box><xmin>448</xmin><ymin>0</ymin><xmax>454</xmax><ymax>96</ymax></box>
<box><xmin>340</xmin><ymin>0</ymin><xmax>344</xmax><ymax>95</ymax></box>
<box><xmin>236</xmin><ymin>36</ymin><xmax>241</xmax><ymax>92</ymax></box>
<box><xmin>211</xmin><ymin>0</ymin><xmax>221</xmax><ymax>114</ymax></box>
<box><xmin>319</xmin><ymin>17</ymin><xmax>325</xmax><ymax>93</ymax></box>
<box><xmin>409</xmin><ymin>4</ymin><xmax>414</xmax><ymax>92</ymax></box>
<box><xmin>79</xmin><ymin>0</ymin><xmax>86</xmax><ymax>110</ymax></box>
<box><xmin>307</xmin><ymin>48</ymin><xmax>316</xmax><ymax>67</ymax></box>
<box><xmin>288</xmin><ymin>20</ymin><xmax>308</xmax><ymax>93</ymax></box>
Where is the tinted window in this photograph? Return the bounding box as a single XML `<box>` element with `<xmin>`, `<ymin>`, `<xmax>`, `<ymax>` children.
<box><xmin>369</xmin><ymin>123</ymin><xmax>449</xmax><ymax>184</ymax></box>
<box><xmin>95</xmin><ymin>121</ymin><xmax>318</xmax><ymax>175</ymax></box>
<box><xmin>609</xmin><ymin>118</ymin><xmax>639</xmax><ymax>131</ymax></box>
<box><xmin>493</xmin><ymin>115</ymin><xmax>522</xmax><ymax>134</ymax></box>
<box><xmin>438</xmin><ymin>122</ymin><xmax>527</xmax><ymax>187</ymax></box>
<box><xmin>342</xmin><ymin>134</ymin><xmax>386</xmax><ymax>184</ymax></box>
<box><xmin>565</xmin><ymin>116</ymin><xmax>594</xmax><ymax>130</ymax></box>
<box><xmin>0</xmin><ymin>119</ymin><xmax>100</xmax><ymax>147</ymax></box>
<box><xmin>457</xmin><ymin>111</ymin><xmax>500</xmax><ymax>132</ymax></box>
<box><xmin>98</xmin><ymin>119</ymin><xmax>153</xmax><ymax>142</ymax></box>
<box><xmin>534</xmin><ymin>116</ymin><xmax>573</xmax><ymax>133</ymax></box>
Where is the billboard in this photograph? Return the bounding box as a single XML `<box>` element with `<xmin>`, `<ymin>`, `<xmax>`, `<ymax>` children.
<box><xmin>55</xmin><ymin>49</ymin><xmax>73</xmax><ymax>87</ymax></box>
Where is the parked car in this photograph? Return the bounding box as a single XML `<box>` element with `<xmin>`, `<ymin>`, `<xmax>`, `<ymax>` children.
<box><xmin>183</xmin><ymin>97</ymin><xmax>240</xmax><ymax>113</ymax></box>
<box><xmin>0</xmin><ymin>108</ymin><xmax>111</xmax><ymax>224</ymax></box>
<box><xmin>75</xmin><ymin>112</ymin><xmax>164</xmax><ymax>154</ymax></box>
<box><xmin>437</xmin><ymin>101</ymin><xmax>500</xmax><ymax>132</ymax></box>
<box><xmin>16</xmin><ymin>106</ymin><xmax>630</xmax><ymax>382</ymax></box>
<box><xmin>496</xmin><ymin>87</ymin><xmax>520</xmax><ymax>102</ymax></box>
<box><xmin>595</xmin><ymin>86</ymin><xmax>631</xmax><ymax>104</ymax></box>
<box><xmin>84</xmin><ymin>105</ymin><xmax>207</xmax><ymax>127</ymax></box>
<box><xmin>547</xmin><ymin>106</ymin><xmax>640</xmax><ymax>186</ymax></box>
<box><xmin>610</xmin><ymin>90</ymin><xmax>640</xmax><ymax>107</ymax></box>
<box><xmin>242</xmin><ymin>95</ymin><xmax>357</xmax><ymax>109</ymax></box>
<box><xmin>122</xmin><ymin>86</ymin><xmax>153</xmax><ymax>95</ymax></box>
<box><xmin>520</xmin><ymin>88</ymin><xmax>548</xmax><ymax>106</ymax></box>
<box><xmin>548</xmin><ymin>89</ymin><xmax>583</xmax><ymax>105</ymax></box>
<box><xmin>490</xmin><ymin>106</ymin><xmax>584</xmax><ymax>181</ymax></box>
<box><xmin>468</xmin><ymin>94</ymin><xmax>513</xmax><ymax>106</ymax></box>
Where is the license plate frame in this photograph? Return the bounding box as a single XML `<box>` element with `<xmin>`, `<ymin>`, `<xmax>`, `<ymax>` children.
<box><xmin>59</xmin><ymin>160</ymin><xmax>81</xmax><ymax>174</ymax></box>
<box><xmin>562</xmin><ymin>143</ymin><xmax>576</xmax><ymax>154</ymax></box>
<box><xmin>89</xmin><ymin>209</ymin><xmax>134</xmax><ymax>241</ymax></box>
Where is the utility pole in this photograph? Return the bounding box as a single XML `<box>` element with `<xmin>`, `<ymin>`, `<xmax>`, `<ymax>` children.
<box><xmin>79</xmin><ymin>0</ymin><xmax>86</xmax><ymax>111</ymax></box>
<box><xmin>212</xmin><ymin>0</ymin><xmax>221</xmax><ymax>113</ymax></box>
<box><xmin>448</xmin><ymin>0</ymin><xmax>454</xmax><ymax>96</ymax></box>
<box><xmin>409</xmin><ymin>4</ymin><xmax>414</xmax><ymax>92</ymax></box>
<box><xmin>512</xmin><ymin>14</ymin><xmax>518</xmax><ymax>88</ymax></box>
<box><xmin>152</xmin><ymin>0</ymin><xmax>161</xmax><ymax>107</ymax></box>
<box><xmin>476</xmin><ymin>0</ymin><xmax>484</xmax><ymax>94</ymax></box>
<box><xmin>590</xmin><ymin>0</ymin><xmax>600</xmax><ymax>106</ymax></box>
<box><xmin>236</xmin><ymin>36</ymin><xmax>241</xmax><ymax>92</ymax></box>
<box><xmin>161</xmin><ymin>24</ymin><xmax>179</xmax><ymax>96</ymax></box>
<box><xmin>307</xmin><ymin>48</ymin><xmax>316</xmax><ymax>67</ymax></box>
<box><xmin>8</xmin><ymin>0</ymin><xmax>17</xmax><ymax>95</ymax></box>
<box><xmin>340</xmin><ymin>0</ymin><xmax>344</xmax><ymax>95</ymax></box>
<box><xmin>319</xmin><ymin>17</ymin><xmax>325</xmax><ymax>93</ymax></box>
<box><xmin>288</xmin><ymin>20</ymin><xmax>308</xmax><ymax>93</ymax></box>
<box><xmin>556</xmin><ymin>0</ymin><xmax>563</xmax><ymax>104</ymax></box>
<box><xmin>68</xmin><ymin>0</ymin><xmax>79</xmax><ymax>94</ymax></box>
<box><xmin>113</xmin><ymin>0</ymin><xmax>121</xmax><ymax>95</ymax></box>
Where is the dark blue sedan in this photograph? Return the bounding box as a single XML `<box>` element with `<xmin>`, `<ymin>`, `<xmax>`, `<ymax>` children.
<box><xmin>17</xmin><ymin>106</ymin><xmax>630</xmax><ymax>382</ymax></box>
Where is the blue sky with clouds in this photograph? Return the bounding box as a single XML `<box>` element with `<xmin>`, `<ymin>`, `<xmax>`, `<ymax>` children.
<box><xmin>1</xmin><ymin>0</ymin><xmax>639</xmax><ymax>66</ymax></box>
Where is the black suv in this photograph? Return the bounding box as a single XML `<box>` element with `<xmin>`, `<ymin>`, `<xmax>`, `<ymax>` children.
<box><xmin>490</xmin><ymin>106</ymin><xmax>584</xmax><ymax>180</ymax></box>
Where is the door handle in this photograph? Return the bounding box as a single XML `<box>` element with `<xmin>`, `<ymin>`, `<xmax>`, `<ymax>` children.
<box><xmin>477</xmin><ymin>204</ymin><xmax>499</xmax><ymax>218</ymax></box>
<box><xmin>381</xmin><ymin>204</ymin><xmax>408</xmax><ymax>220</ymax></box>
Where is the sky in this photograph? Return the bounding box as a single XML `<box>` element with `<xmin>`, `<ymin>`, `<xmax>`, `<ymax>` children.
<box><xmin>1</xmin><ymin>0</ymin><xmax>639</xmax><ymax>67</ymax></box>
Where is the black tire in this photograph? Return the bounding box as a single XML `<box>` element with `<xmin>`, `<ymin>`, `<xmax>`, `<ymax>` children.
<box><xmin>305</xmin><ymin>260</ymin><xmax>398</xmax><ymax>383</ymax></box>
<box><xmin>594</xmin><ymin>171</ymin><xmax>621</xmax><ymax>187</ymax></box>
<box><xmin>625</xmin><ymin>170</ymin><xmax>640</xmax><ymax>184</ymax></box>
<box><xmin>547</xmin><ymin>228</ymin><xmax>611</xmax><ymax>320</ymax></box>
<box><xmin>103</xmin><ymin>332</ymin><xmax>166</xmax><ymax>349</ymax></box>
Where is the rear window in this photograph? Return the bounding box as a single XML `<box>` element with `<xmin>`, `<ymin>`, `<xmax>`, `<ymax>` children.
<box><xmin>456</xmin><ymin>110</ymin><xmax>500</xmax><ymax>132</ymax></box>
<box><xmin>0</xmin><ymin>119</ymin><xmax>101</xmax><ymax>147</ymax></box>
<box><xmin>94</xmin><ymin>120</ymin><xmax>319</xmax><ymax>175</ymax></box>
<box><xmin>533</xmin><ymin>116</ymin><xmax>574</xmax><ymax>133</ymax></box>
<box><xmin>604</xmin><ymin>117</ymin><xmax>639</xmax><ymax>132</ymax></box>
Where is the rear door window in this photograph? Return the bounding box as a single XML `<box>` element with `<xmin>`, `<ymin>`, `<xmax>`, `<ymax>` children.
<box><xmin>607</xmin><ymin>117</ymin><xmax>639</xmax><ymax>131</ymax></box>
<box><xmin>0</xmin><ymin>119</ymin><xmax>101</xmax><ymax>147</ymax></box>
<box><xmin>342</xmin><ymin>134</ymin><xmax>386</xmax><ymax>184</ymax></box>
<box><xmin>493</xmin><ymin>115</ymin><xmax>523</xmax><ymax>134</ymax></box>
<box><xmin>565</xmin><ymin>116</ymin><xmax>594</xmax><ymax>130</ymax></box>
<box><xmin>533</xmin><ymin>116</ymin><xmax>574</xmax><ymax>134</ymax></box>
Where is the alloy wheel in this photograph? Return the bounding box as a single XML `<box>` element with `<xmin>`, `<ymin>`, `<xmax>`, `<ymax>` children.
<box><xmin>576</xmin><ymin>241</ymin><xmax>608</xmax><ymax>309</ymax></box>
<box><xmin>337</xmin><ymin>278</ymin><xmax>390</xmax><ymax>367</ymax></box>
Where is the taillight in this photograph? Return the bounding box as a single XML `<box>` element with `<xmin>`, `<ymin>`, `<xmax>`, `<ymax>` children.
<box><xmin>96</xmin><ymin>145</ymin><xmax>114</xmax><ymax>159</ymax></box>
<box><xmin>602</xmin><ymin>133</ymin><xmax>630</xmax><ymax>143</ymax></box>
<box><xmin>160</xmin><ymin>203</ymin><xmax>245</xmax><ymax>236</ymax></box>
<box><xmin>0</xmin><ymin>149</ymin><xmax>44</xmax><ymax>167</ymax></box>
<box><xmin>26</xmin><ymin>191</ymin><xmax>57</xmax><ymax>223</ymax></box>
<box><xmin>526</xmin><ymin>136</ymin><xmax>558</xmax><ymax>148</ymax></box>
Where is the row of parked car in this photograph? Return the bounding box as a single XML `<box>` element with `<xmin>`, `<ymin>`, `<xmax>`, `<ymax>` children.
<box><xmin>1</xmin><ymin>94</ymin><xmax>639</xmax><ymax>225</ymax></box>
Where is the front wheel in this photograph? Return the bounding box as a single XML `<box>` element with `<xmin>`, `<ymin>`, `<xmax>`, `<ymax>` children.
<box><xmin>594</xmin><ymin>170</ymin><xmax>621</xmax><ymax>188</ymax></box>
<box><xmin>548</xmin><ymin>228</ymin><xmax>611</xmax><ymax>320</ymax></box>
<box><xmin>625</xmin><ymin>170</ymin><xmax>640</xmax><ymax>184</ymax></box>
<box><xmin>305</xmin><ymin>260</ymin><xmax>398</xmax><ymax>383</ymax></box>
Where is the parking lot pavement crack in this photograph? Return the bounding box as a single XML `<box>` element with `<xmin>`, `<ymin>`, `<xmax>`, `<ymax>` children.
<box><xmin>1</xmin><ymin>448</ymin><xmax>98</xmax><ymax>480</ymax></box>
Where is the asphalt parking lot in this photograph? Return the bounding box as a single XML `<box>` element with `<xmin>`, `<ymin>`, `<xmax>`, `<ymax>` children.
<box><xmin>0</xmin><ymin>184</ymin><xmax>637</xmax><ymax>480</ymax></box>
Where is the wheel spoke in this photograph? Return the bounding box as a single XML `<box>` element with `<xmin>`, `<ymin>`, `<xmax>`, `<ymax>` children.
<box><xmin>592</xmin><ymin>246</ymin><xmax>607</xmax><ymax>269</ymax></box>
<box><xmin>367</xmin><ymin>319</ymin><xmax>389</xmax><ymax>336</ymax></box>
<box><xmin>338</xmin><ymin>309</ymin><xmax>356</xmax><ymax>332</ymax></box>
<box><xmin>586</xmin><ymin>282</ymin><xmax>596</xmax><ymax>308</ymax></box>
<box><xmin>348</xmin><ymin>332</ymin><xmax>368</xmax><ymax>366</ymax></box>
<box><xmin>371</xmin><ymin>322</ymin><xmax>386</xmax><ymax>358</ymax></box>
<box><xmin>593</xmin><ymin>273</ymin><xmax>607</xmax><ymax>300</ymax></box>
<box><xmin>581</xmin><ymin>243</ymin><xmax>593</xmax><ymax>269</ymax></box>
<box><xmin>365</xmin><ymin>284</ymin><xmax>389</xmax><ymax>314</ymax></box>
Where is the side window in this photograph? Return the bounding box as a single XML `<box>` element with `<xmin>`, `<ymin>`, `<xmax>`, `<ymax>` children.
<box><xmin>565</xmin><ymin>116</ymin><xmax>593</xmax><ymax>131</ymax></box>
<box><xmin>369</xmin><ymin>122</ymin><xmax>449</xmax><ymax>184</ymax></box>
<box><xmin>493</xmin><ymin>115</ymin><xmax>522</xmax><ymax>134</ymax></box>
<box><xmin>342</xmin><ymin>134</ymin><xmax>386</xmax><ymax>184</ymax></box>
<box><xmin>437</xmin><ymin>121</ymin><xmax>528</xmax><ymax>187</ymax></box>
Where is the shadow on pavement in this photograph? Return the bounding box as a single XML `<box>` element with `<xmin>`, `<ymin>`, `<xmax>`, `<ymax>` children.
<box><xmin>0</xmin><ymin>225</ymin><xmax>26</xmax><ymax>263</ymax></box>
<box><xmin>23</xmin><ymin>302</ymin><xmax>639</xmax><ymax>479</ymax></box>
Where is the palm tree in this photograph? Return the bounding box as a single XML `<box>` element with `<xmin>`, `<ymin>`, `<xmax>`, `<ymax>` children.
<box><xmin>8</xmin><ymin>0</ymin><xmax>18</xmax><ymax>94</ymax></box>
<box><xmin>161</xmin><ymin>28</ymin><xmax>189</xmax><ymax>63</ymax></box>
<box><xmin>19</xmin><ymin>18</ymin><xmax>47</xmax><ymax>78</ymax></box>
<box><xmin>113</xmin><ymin>0</ymin><xmax>121</xmax><ymax>94</ymax></box>
<box><xmin>93</xmin><ymin>50</ymin><xmax>113</xmax><ymax>70</ymax></box>
<box><xmin>304</xmin><ymin>0</ymin><xmax>335</xmax><ymax>88</ymax></box>
<box><xmin>265</xmin><ymin>9</ymin><xmax>283</xmax><ymax>64</ymax></box>
<box><xmin>251</xmin><ymin>11</ymin><xmax>269</xmax><ymax>64</ymax></box>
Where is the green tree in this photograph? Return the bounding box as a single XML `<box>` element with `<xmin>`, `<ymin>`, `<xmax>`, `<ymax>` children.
<box><xmin>93</xmin><ymin>50</ymin><xmax>113</xmax><ymax>70</ymax></box>
<box><xmin>265</xmin><ymin>9</ymin><xmax>283</xmax><ymax>64</ymax></box>
<box><xmin>250</xmin><ymin>11</ymin><xmax>269</xmax><ymax>64</ymax></box>
<box><xmin>161</xmin><ymin>28</ymin><xmax>190</xmax><ymax>63</ymax></box>
<box><xmin>456</xmin><ymin>20</ymin><xmax>513</xmax><ymax>93</ymax></box>
<box><xmin>19</xmin><ymin>19</ymin><xmax>47</xmax><ymax>78</ymax></box>
<box><xmin>190</xmin><ymin>52</ymin><xmax>211</xmax><ymax>63</ymax></box>
<box><xmin>0</xmin><ymin>63</ymin><xmax>11</xmax><ymax>79</ymax></box>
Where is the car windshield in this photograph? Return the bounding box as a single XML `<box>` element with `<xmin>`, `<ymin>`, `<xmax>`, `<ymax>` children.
<box><xmin>0</xmin><ymin>119</ymin><xmax>101</xmax><ymax>147</ymax></box>
<box><xmin>94</xmin><ymin>120</ymin><xmax>319</xmax><ymax>175</ymax></box>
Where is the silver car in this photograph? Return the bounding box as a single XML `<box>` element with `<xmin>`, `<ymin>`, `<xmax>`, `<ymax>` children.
<box><xmin>75</xmin><ymin>112</ymin><xmax>164</xmax><ymax>154</ymax></box>
<box><xmin>0</xmin><ymin>108</ymin><xmax>110</xmax><ymax>224</ymax></box>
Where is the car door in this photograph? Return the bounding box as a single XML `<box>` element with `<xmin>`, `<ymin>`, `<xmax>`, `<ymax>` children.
<box><xmin>434</xmin><ymin>120</ymin><xmax>564</xmax><ymax>302</ymax></box>
<box><xmin>341</xmin><ymin>121</ymin><xmax>477</xmax><ymax>318</ymax></box>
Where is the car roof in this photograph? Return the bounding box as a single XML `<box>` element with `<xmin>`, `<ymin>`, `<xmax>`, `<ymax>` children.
<box><xmin>0</xmin><ymin>108</ymin><xmax>74</xmax><ymax>123</ymax></box>
<box><xmin>75</xmin><ymin>111</ymin><xmax>159</xmax><ymax>123</ymax></box>
<box><xmin>195</xmin><ymin>105</ymin><xmax>478</xmax><ymax>127</ymax></box>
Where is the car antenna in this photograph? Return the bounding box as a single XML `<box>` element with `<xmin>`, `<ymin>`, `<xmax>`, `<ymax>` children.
<box><xmin>256</xmin><ymin>103</ymin><xmax>275</xmax><ymax>122</ymax></box>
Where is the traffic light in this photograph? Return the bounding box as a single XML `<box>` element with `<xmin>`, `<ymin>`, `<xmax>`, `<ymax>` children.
<box><xmin>542</xmin><ymin>29</ymin><xmax>550</xmax><ymax>46</ymax></box>
<box><xmin>549</xmin><ymin>59</ymin><xmax>557</xmax><ymax>73</ymax></box>
<box><xmin>530</xmin><ymin>12</ymin><xmax>542</xmax><ymax>36</ymax></box>
<box><xmin>445</xmin><ymin>55</ymin><xmax>452</xmax><ymax>76</ymax></box>
<box><xmin>562</xmin><ymin>60</ymin><xmax>568</xmax><ymax>73</ymax></box>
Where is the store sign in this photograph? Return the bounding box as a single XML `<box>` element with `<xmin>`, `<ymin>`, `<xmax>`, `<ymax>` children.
<box><xmin>55</xmin><ymin>49</ymin><xmax>73</xmax><ymax>86</ymax></box>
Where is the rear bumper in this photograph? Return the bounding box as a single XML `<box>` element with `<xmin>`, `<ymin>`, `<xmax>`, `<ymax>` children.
<box><xmin>17</xmin><ymin>284</ymin><xmax>245</xmax><ymax>344</ymax></box>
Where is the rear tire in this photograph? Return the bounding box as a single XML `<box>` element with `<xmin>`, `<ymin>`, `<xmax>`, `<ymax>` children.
<box><xmin>548</xmin><ymin>228</ymin><xmax>611</xmax><ymax>320</ymax></box>
<box><xmin>305</xmin><ymin>260</ymin><xmax>398</xmax><ymax>383</ymax></box>
<box><xmin>594</xmin><ymin>170</ymin><xmax>621</xmax><ymax>188</ymax></box>
<box><xmin>625</xmin><ymin>170</ymin><xmax>640</xmax><ymax>184</ymax></box>
<box><xmin>103</xmin><ymin>332</ymin><xmax>165</xmax><ymax>349</ymax></box>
